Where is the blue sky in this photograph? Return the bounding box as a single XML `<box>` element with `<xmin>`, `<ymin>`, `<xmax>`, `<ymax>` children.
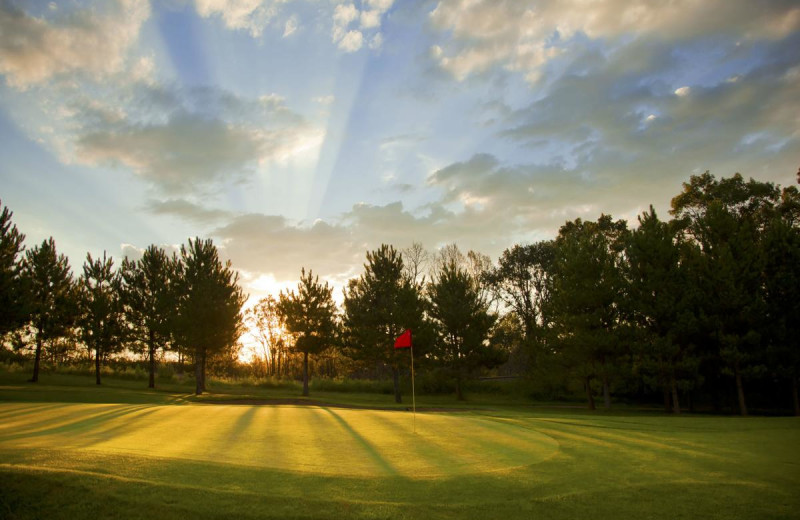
<box><xmin>1</xmin><ymin>0</ymin><xmax>798</xmax><ymax>304</ymax></box>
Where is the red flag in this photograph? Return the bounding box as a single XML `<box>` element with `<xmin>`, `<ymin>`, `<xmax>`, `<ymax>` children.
<box><xmin>394</xmin><ymin>329</ymin><xmax>412</xmax><ymax>349</ymax></box>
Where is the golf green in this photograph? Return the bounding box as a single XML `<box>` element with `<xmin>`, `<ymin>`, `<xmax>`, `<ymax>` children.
<box><xmin>0</xmin><ymin>402</ymin><xmax>559</xmax><ymax>478</ymax></box>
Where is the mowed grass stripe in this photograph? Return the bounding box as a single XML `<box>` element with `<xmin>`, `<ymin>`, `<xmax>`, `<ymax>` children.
<box><xmin>0</xmin><ymin>403</ymin><xmax>562</xmax><ymax>478</ymax></box>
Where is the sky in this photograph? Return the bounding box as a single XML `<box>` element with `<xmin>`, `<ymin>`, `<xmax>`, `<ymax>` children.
<box><xmin>0</xmin><ymin>0</ymin><xmax>798</xmax><ymax>307</ymax></box>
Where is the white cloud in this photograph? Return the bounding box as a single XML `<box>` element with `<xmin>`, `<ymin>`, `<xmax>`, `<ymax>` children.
<box><xmin>360</xmin><ymin>10</ymin><xmax>381</xmax><ymax>29</ymax></box>
<box><xmin>338</xmin><ymin>30</ymin><xmax>364</xmax><ymax>52</ymax></box>
<box><xmin>369</xmin><ymin>32</ymin><xmax>383</xmax><ymax>50</ymax></box>
<box><xmin>66</xmin><ymin>86</ymin><xmax>324</xmax><ymax>194</ymax></box>
<box><xmin>313</xmin><ymin>95</ymin><xmax>335</xmax><ymax>105</ymax></box>
<box><xmin>332</xmin><ymin>3</ymin><xmax>359</xmax><ymax>41</ymax></box>
<box><xmin>194</xmin><ymin>0</ymin><xmax>284</xmax><ymax>37</ymax></box>
<box><xmin>427</xmin><ymin>0</ymin><xmax>800</xmax><ymax>83</ymax></box>
<box><xmin>674</xmin><ymin>86</ymin><xmax>691</xmax><ymax>97</ymax></box>
<box><xmin>283</xmin><ymin>15</ymin><xmax>298</xmax><ymax>37</ymax></box>
<box><xmin>0</xmin><ymin>0</ymin><xmax>150</xmax><ymax>90</ymax></box>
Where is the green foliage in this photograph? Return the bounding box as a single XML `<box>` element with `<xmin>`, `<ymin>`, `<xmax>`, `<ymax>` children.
<box><xmin>174</xmin><ymin>238</ymin><xmax>246</xmax><ymax>395</ymax></box>
<box><xmin>18</xmin><ymin>237</ymin><xmax>77</xmax><ymax>383</ymax></box>
<box><xmin>78</xmin><ymin>251</ymin><xmax>125</xmax><ymax>385</ymax></box>
<box><xmin>342</xmin><ymin>244</ymin><xmax>429</xmax><ymax>403</ymax></box>
<box><xmin>276</xmin><ymin>268</ymin><xmax>337</xmax><ymax>396</ymax></box>
<box><xmin>546</xmin><ymin>215</ymin><xmax>628</xmax><ymax>409</ymax></box>
<box><xmin>120</xmin><ymin>245</ymin><xmax>176</xmax><ymax>388</ymax></box>
<box><xmin>428</xmin><ymin>259</ymin><xmax>502</xmax><ymax>399</ymax></box>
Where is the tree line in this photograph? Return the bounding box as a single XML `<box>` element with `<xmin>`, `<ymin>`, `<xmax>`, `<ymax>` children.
<box><xmin>1</xmin><ymin>171</ymin><xmax>798</xmax><ymax>414</ymax></box>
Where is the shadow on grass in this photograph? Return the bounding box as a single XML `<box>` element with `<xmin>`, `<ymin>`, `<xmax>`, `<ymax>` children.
<box><xmin>320</xmin><ymin>407</ymin><xmax>398</xmax><ymax>477</ymax></box>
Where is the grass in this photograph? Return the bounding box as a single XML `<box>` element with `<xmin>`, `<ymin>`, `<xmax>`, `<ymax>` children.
<box><xmin>1</xmin><ymin>371</ymin><xmax>798</xmax><ymax>519</ymax></box>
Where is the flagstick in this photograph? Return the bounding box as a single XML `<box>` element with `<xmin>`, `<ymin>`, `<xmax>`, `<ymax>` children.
<box><xmin>410</xmin><ymin>343</ymin><xmax>416</xmax><ymax>434</ymax></box>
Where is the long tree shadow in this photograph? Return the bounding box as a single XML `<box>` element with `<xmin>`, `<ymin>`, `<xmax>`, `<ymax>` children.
<box><xmin>0</xmin><ymin>405</ymin><xmax>148</xmax><ymax>442</ymax></box>
<box><xmin>320</xmin><ymin>408</ymin><xmax>398</xmax><ymax>477</ymax></box>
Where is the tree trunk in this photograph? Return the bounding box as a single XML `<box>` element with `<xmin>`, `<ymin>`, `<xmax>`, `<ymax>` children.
<box><xmin>792</xmin><ymin>375</ymin><xmax>799</xmax><ymax>417</ymax></box>
<box><xmin>392</xmin><ymin>366</ymin><xmax>402</xmax><ymax>404</ymax></box>
<box><xmin>663</xmin><ymin>385</ymin><xmax>671</xmax><ymax>413</ymax></box>
<box><xmin>602</xmin><ymin>374</ymin><xmax>611</xmax><ymax>409</ymax></box>
<box><xmin>95</xmin><ymin>347</ymin><xmax>101</xmax><ymax>385</ymax></box>
<box><xmin>194</xmin><ymin>352</ymin><xmax>203</xmax><ymax>395</ymax></box>
<box><xmin>200</xmin><ymin>350</ymin><xmax>207</xmax><ymax>392</ymax></box>
<box><xmin>148</xmin><ymin>330</ymin><xmax>156</xmax><ymax>389</ymax></box>
<box><xmin>585</xmin><ymin>377</ymin><xmax>595</xmax><ymax>410</ymax></box>
<box><xmin>302</xmin><ymin>351</ymin><xmax>309</xmax><ymax>397</ymax></box>
<box><xmin>670</xmin><ymin>371</ymin><xmax>681</xmax><ymax>414</ymax></box>
<box><xmin>456</xmin><ymin>375</ymin><xmax>464</xmax><ymax>401</ymax></box>
<box><xmin>734</xmin><ymin>361</ymin><xmax>747</xmax><ymax>416</ymax></box>
<box><xmin>31</xmin><ymin>335</ymin><xmax>43</xmax><ymax>383</ymax></box>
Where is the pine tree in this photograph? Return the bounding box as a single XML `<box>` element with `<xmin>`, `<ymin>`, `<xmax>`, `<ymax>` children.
<box><xmin>19</xmin><ymin>238</ymin><xmax>76</xmax><ymax>383</ymax></box>
<box><xmin>120</xmin><ymin>246</ymin><xmax>175</xmax><ymax>388</ymax></box>
<box><xmin>174</xmin><ymin>238</ymin><xmax>245</xmax><ymax>395</ymax></box>
<box><xmin>78</xmin><ymin>252</ymin><xmax>124</xmax><ymax>385</ymax></box>
<box><xmin>343</xmin><ymin>244</ymin><xmax>427</xmax><ymax>403</ymax></box>
<box><xmin>276</xmin><ymin>269</ymin><xmax>337</xmax><ymax>396</ymax></box>
<box><xmin>0</xmin><ymin>200</ymin><xmax>26</xmax><ymax>335</ymax></box>
<box><xmin>428</xmin><ymin>259</ymin><xmax>501</xmax><ymax>400</ymax></box>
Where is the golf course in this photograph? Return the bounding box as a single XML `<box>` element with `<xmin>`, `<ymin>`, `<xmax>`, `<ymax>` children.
<box><xmin>1</xmin><ymin>373</ymin><xmax>798</xmax><ymax>519</ymax></box>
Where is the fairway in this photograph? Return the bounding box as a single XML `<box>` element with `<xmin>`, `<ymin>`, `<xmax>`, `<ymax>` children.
<box><xmin>0</xmin><ymin>402</ymin><xmax>558</xmax><ymax>478</ymax></box>
<box><xmin>1</xmin><ymin>380</ymin><xmax>799</xmax><ymax>519</ymax></box>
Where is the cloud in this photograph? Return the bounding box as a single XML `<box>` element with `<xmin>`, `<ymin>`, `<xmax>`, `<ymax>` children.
<box><xmin>283</xmin><ymin>15</ymin><xmax>298</xmax><ymax>37</ymax></box>
<box><xmin>425</xmin><ymin>35</ymin><xmax>800</xmax><ymax>233</ymax></box>
<box><xmin>427</xmin><ymin>0</ymin><xmax>800</xmax><ymax>83</ymax></box>
<box><xmin>332</xmin><ymin>3</ymin><xmax>359</xmax><ymax>42</ymax></box>
<box><xmin>331</xmin><ymin>1</ymin><xmax>390</xmax><ymax>52</ymax></box>
<box><xmin>313</xmin><ymin>95</ymin><xmax>335</xmax><ymax>105</ymax></box>
<box><xmin>194</xmin><ymin>0</ymin><xmax>284</xmax><ymax>37</ymax></box>
<box><xmin>69</xmin><ymin>85</ymin><xmax>324</xmax><ymax>194</ymax></box>
<box><xmin>338</xmin><ymin>30</ymin><xmax>364</xmax><ymax>52</ymax></box>
<box><xmin>146</xmin><ymin>199</ymin><xmax>234</xmax><ymax>224</ymax></box>
<box><xmin>0</xmin><ymin>0</ymin><xmax>150</xmax><ymax>89</ymax></box>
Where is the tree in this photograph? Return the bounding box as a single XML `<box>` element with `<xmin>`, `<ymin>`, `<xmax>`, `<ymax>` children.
<box><xmin>547</xmin><ymin>215</ymin><xmax>628</xmax><ymax>410</ymax></box>
<box><xmin>0</xmin><ymin>201</ymin><xmax>26</xmax><ymax>336</ymax></box>
<box><xmin>276</xmin><ymin>269</ymin><xmax>337</xmax><ymax>396</ymax></box>
<box><xmin>402</xmin><ymin>242</ymin><xmax>429</xmax><ymax>284</ymax></box>
<box><xmin>19</xmin><ymin>238</ymin><xmax>76</xmax><ymax>383</ymax></box>
<box><xmin>174</xmin><ymin>238</ymin><xmax>245</xmax><ymax>395</ymax></box>
<box><xmin>120</xmin><ymin>245</ymin><xmax>175</xmax><ymax>388</ymax></box>
<box><xmin>343</xmin><ymin>244</ymin><xmax>427</xmax><ymax>403</ymax></box>
<box><xmin>762</xmin><ymin>207</ymin><xmax>800</xmax><ymax>415</ymax></box>
<box><xmin>78</xmin><ymin>252</ymin><xmax>124</xmax><ymax>385</ymax></box>
<box><xmin>671</xmin><ymin>172</ymin><xmax>779</xmax><ymax>415</ymax></box>
<box><xmin>485</xmin><ymin>242</ymin><xmax>555</xmax><ymax>353</ymax></box>
<box><xmin>624</xmin><ymin>207</ymin><xmax>701</xmax><ymax>413</ymax></box>
<box><xmin>428</xmin><ymin>259</ymin><xmax>502</xmax><ymax>400</ymax></box>
<box><xmin>245</xmin><ymin>295</ymin><xmax>287</xmax><ymax>377</ymax></box>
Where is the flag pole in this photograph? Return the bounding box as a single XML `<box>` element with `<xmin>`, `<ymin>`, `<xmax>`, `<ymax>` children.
<box><xmin>410</xmin><ymin>342</ymin><xmax>416</xmax><ymax>433</ymax></box>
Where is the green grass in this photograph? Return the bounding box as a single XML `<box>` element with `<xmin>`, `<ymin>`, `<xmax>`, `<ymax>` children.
<box><xmin>1</xmin><ymin>372</ymin><xmax>798</xmax><ymax>519</ymax></box>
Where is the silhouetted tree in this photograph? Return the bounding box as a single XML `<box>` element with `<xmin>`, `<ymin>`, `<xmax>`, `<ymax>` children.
<box><xmin>174</xmin><ymin>238</ymin><xmax>245</xmax><ymax>395</ymax></box>
<box><xmin>78</xmin><ymin>252</ymin><xmax>124</xmax><ymax>385</ymax></box>
<box><xmin>343</xmin><ymin>244</ymin><xmax>427</xmax><ymax>403</ymax></box>
<box><xmin>671</xmin><ymin>172</ymin><xmax>779</xmax><ymax>415</ymax></box>
<box><xmin>547</xmin><ymin>215</ymin><xmax>628</xmax><ymax>410</ymax></box>
<box><xmin>0</xmin><ymin>201</ymin><xmax>26</xmax><ymax>336</ymax></box>
<box><xmin>120</xmin><ymin>245</ymin><xmax>175</xmax><ymax>388</ymax></box>
<box><xmin>245</xmin><ymin>295</ymin><xmax>287</xmax><ymax>377</ymax></box>
<box><xmin>763</xmin><ymin>209</ymin><xmax>800</xmax><ymax>415</ymax></box>
<box><xmin>428</xmin><ymin>259</ymin><xmax>502</xmax><ymax>400</ymax></box>
<box><xmin>276</xmin><ymin>269</ymin><xmax>337</xmax><ymax>396</ymax></box>
<box><xmin>624</xmin><ymin>207</ymin><xmax>701</xmax><ymax>413</ymax></box>
<box><xmin>19</xmin><ymin>238</ymin><xmax>76</xmax><ymax>383</ymax></box>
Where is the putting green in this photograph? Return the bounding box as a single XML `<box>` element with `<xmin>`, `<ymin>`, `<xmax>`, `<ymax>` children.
<box><xmin>0</xmin><ymin>403</ymin><xmax>559</xmax><ymax>478</ymax></box>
